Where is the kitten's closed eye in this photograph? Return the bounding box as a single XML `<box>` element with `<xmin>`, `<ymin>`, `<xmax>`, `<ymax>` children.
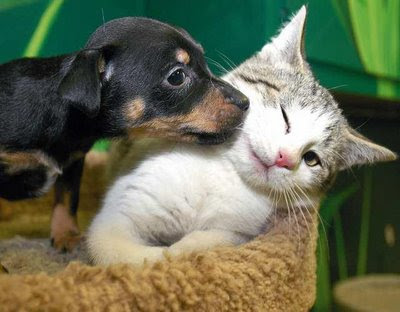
<box><xmin>303</xmin><ymin>151</ymin><xmax>320</xmax><ymax>167</ymax></box>
<box><xmin>280</xmin><ymin>106</ymin><xmax>290</xmax><ymax>134</ymax></box>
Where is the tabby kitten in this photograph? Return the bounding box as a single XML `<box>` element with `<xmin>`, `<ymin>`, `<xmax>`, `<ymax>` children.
<box><xmin>87</xmin><ymin>7</ymin><xmax>396</xmax><ymax>266</ymax></box>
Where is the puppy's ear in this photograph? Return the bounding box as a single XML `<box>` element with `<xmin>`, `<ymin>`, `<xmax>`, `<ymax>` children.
<box><xmin>58</xmin><ymin>49</ymin><xmax>105</xmax><ymax>118</ymax></box>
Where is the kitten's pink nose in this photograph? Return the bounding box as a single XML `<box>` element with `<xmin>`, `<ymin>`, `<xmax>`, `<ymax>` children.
<box><xmin>275</xmin><ymin>151</ymin><xmax>296</xmax><ymax>170</ymax></box>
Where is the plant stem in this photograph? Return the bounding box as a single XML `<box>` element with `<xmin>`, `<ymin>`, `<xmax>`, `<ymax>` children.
<box><xmin>23</xmin><ymin>0</ymin><xmax>64</xmax><ymax>57</ymax></box>
<box><xmin>315</xmin><ymin>234</ymin><xmax>332</xmax><ymax>311</ymax></box>
<box><xmin>357</xmin><ymin>167</ymin><xmax>372</xmax><ymax>276</ymax></box>
<box><xmin>333</xmin><ymin>211</ymin><xmax>348</xmax><ymax>280</ymax></box>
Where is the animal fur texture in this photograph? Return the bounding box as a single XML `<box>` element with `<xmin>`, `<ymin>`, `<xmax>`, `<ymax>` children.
<box><xmin>0</xmin><ymin>17</ymin><xmax>248</xmax><ymax>251</ymax></box>
<box><xmin>0</xmin><ymin>150</ymin><xmax>317</xmax><ymax>311</ymax></box>
<box><xmin>87</xmin><ymin>6</ymin><xmax>396</xmax><ymax>266</ymax></box>
<box><xmin>0</xmin><ymin>211</ymin><xmax>318</xmax><ymax>312</ymax></box>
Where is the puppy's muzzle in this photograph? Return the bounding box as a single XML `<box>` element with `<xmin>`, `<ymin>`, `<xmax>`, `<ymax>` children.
<box><xmin>217</xmin><ymin>81</ymin><xmax>250</xmax><ymax>112</ymax></box>
<box><xmin>183</xmin><ymin>79</ymin><xmax>248</xmax><ymax>144</ymax></box>
<box><xmin>127</xmin><ymin>80</ymin><xmax>249</xmax><ymax>145</ymax></box>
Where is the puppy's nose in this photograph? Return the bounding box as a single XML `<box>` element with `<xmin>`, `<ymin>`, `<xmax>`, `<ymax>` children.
<box><xmin>227</xmin><ymin>95</ymin><xmax>249</xmax><ymax>111</ymax></box>
<box><xmin>218</xmin><ymin>81</ymin><xmax>249</xmax><ymax>111</ymax></box>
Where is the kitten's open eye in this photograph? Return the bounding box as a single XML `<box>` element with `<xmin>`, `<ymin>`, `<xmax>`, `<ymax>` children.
<box><xmin>303</xmin><ymin>151</ymin><xmax>321</xmax><ymax>167</ymax></box>
<box><xmin>167</xmin><ymin>68</ymin><xmax>187</xmax><ymax>86</ymax></box>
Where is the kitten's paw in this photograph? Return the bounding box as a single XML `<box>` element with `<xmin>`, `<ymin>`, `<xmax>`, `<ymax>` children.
<box><xmin>169</xmin><ymin>230</ymin><xmax>237</xmax><ymax>257</ymax></box>
<box><xmin>87</xmin><ymin>234</ymin><xmax>167</xmax><ymax>266</ymax></box>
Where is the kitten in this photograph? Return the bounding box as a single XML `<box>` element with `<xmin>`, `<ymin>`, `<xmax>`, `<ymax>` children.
<box><xmin>87</xmin><ymin>6</ymin><xmax>396</xmax><ymax>266</ymax></box>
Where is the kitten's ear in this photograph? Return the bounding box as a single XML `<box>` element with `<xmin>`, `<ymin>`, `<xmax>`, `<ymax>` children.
<box><xmin>260</xmin><ymin>5</ymin><xmax>308</xmax><ymax>70</ymax></box>
<box><xmin>338</xmin><ymin>127</ymin><xmax>397</xmax><ymax>170</ymax></box>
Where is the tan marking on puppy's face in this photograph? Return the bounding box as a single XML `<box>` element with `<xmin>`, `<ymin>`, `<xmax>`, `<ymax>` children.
<box><xmin>185</xmin><ymin>88</ymin><xmax>244</xmax><ymax>132</ymax></box>
<box><xmin>176</xmin><ymin>49</ymin><xmax>190</xmax><ymax>64</ymax></box>
<box><xmin>129</xmin><ymin>88</ymin><xmax>244</xmax><ymax>143</ymax></box>
<box><xmin>124</xmin><ymin>97</ymin><xmax>145</xmax><ymax>124</ymax></box>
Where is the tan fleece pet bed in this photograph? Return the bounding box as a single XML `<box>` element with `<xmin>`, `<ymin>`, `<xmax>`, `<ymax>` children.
<box><xmin>0</xmin><ymin>152</ymin><xmax>317</xmax><ymax>311</ymax></box>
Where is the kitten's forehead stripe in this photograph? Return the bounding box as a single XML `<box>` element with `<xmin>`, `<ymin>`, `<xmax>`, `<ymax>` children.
<box><xmin>237</xmin><ymin>73</ymin><xmax>280</xmax><ymax>91</ymax></box>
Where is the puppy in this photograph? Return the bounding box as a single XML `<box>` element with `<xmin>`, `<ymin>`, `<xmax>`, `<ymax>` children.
<box><xmin>0</xmin><ymin>17</ymin><xmax>249</xmax><ymax>251</ymax></box>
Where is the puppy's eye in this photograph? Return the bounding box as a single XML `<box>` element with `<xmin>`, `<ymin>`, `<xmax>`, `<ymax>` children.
<box><xmin>303</xmin><ymin>151</ymin><xmax>320</xmax><ymax>167</ymax></box>
<box><xmin>167</xmin><ymin>69</ymin><xmax>186</xmax><ymax>86</ymax></box>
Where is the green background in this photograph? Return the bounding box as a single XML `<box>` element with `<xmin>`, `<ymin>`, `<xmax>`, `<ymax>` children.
<box><xmin>1</xmin><ymin>0</ymin><xmax>400</xmax><ymax>99</ymax></box>
<box><xmin>0</xmin><ymin>1</ymin><xmax>399</xmax><ymax>311</ymax></box>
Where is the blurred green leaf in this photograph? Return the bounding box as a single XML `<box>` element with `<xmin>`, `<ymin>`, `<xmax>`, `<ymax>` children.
<box><xmin>333</xmin><ymin>211</ymin><xmax>348</xmax><ymax>280</ymax></box>
<box><xmin>23</xmin><ymin>0</ymin><xmax>64</xmax><ymax>57</ymax></box>
<box><xmin>330</xmin><ymin>0</ymin><xmax>352</xmax><ymax>39</ymax></box>
<box><xmin>315</xmin><ymin>183</ymin><xmax>359</xmax><ymax>311</ymax></box>
<box><xmin>0</xmin><ymin>0</ymin><xmax>39</xmax><ymax>12</ymax></box>
<box><xmin>357</xmin><ymin>167</ymin><xmax>373</xmax><ymax>276</ymax></box>
<box><xmin>315</xmin><ymin>235</ymin><xmax>331</xmax><ymax>311</ymax></box>
<box><xmin>93</xmin><ymin>140</ymin><xmax>110</xmax><ymax>152</ymax></box>
<box><xmin>320</xmin><ymin>183</ymin><xmax>359</xmax><ymax>223</ymax></box>
<box><xmin>333</xmin><ymin>0</ymin><xmax>400</xmax><ymax>98</ymax></box>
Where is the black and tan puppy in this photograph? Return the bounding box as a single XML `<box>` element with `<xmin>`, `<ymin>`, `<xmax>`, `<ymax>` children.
<box><xmin>0</xmin><ymin>18</ymin><xmax>248</xmax><ymax>250</ymax></box>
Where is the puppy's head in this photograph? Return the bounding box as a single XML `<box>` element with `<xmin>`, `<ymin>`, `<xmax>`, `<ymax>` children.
<box><xmin>58</xmin><ymin>17</ymin><xmax>248</xmax><ymax>144</ymax></box>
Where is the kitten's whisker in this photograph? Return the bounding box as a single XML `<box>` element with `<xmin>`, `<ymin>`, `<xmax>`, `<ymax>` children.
<box><xmin>216</xmin><ymin>50</ymin><xmax>237</xmax><ymax>70</ymax></box>
<box><xmin>327</xmin><ymin>84</ymin><xmax>348</xmax><ymax>91</ymax></box>
<box><xmin>330</xmin><ymin>149</ymin><xmax>358</xmax><ymax>182</ymax></box>
<box><xmin>355</xmin><ymin>119</ymin><xmax>371</xmax><ymax>131</ymax></box>
<box><xmin>282</xmin><ymin>189</ymin><xmax>292</xmax><ymax>236</ymax></box>
<box><xmin>268</xmin><ymin>186</ymin><xmax>278</xmax><ymax>226</ymax></box>
<box><xmin>205</xmin><ymin>56</ymin><xmax>229</xmax><ymax>75</ymax></box>
<box><xmin>273</xmin><ymin>188</ymin><xmax>278</xmax><ymax>225</ymax></box>
<box><xmin>233</xmin><ymin>124</ymin><xmax>245</xmax><ymax>132</ymax></box>
<box><xmin>267</xmin><ymin>185</ymin><xmax>274</xmax><ymax>202</ymax></box>
<box><xmin>275</xmin><ymin>188</ymin><xmax>283</xmax><ymax>227</ymax></box>
<box><xmin>293</xmin><ymin>182</ymin><xmax>318</xmax><ymax>245</ymax></box>
<box><xmin>294</xmin><ymin>183</ymin><xmax>329</xmax><ymax>259</ymax></box>
<box><xmin>286</xmin><ymin>188</ymin><xmax>301</xmax><ymax>248</ymax></box>
<box><xmin>330</xmin><ymin>149</ymin><xmax>350</xmax><ymax>167</ymax></box>
<box><xmin>289</xmin><ymin>185</ymin><xmax>312</xmax><ymax>241</ymax></box>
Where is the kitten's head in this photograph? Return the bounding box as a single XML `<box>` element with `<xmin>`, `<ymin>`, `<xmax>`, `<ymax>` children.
<box><xmin>225</xmin><ymin>6</ymin><xmax>396</xmax><ymax>202</ymax></box>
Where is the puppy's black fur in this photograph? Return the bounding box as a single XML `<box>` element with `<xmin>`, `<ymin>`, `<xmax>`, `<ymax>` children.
<box><xmin>0</xmin><ymin>18</ymin><xmax>248</xmax><ymax>250</ymax></box>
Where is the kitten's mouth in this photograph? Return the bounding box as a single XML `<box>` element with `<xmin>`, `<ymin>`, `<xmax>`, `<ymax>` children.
<box><xmin>244</xmin><ymin>137</ymin><xmax>276</xmax><ymax>176</ymax></box>
<box><xmin>250</xmin><ymin>149</ymin><xmax>274</xmax><ymax>171</ymax></box>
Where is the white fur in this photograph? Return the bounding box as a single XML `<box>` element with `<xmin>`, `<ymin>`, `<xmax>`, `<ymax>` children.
<box><xmin>87</xmin><ymin>6</ymin><xmax>395</xmax><ymax>266</ymax></box>
<box><xmin>88</xmin><ymin>146</ymin><xmax>272</xmax><ymax>265</ymax></box>
<box><xmin>87</xmin><ymin>84</ymin><xmax>323</xmax><ymax>265</ymax></box>
<box><xmin>87</xmin><ymin>8</ymin><xmax>324</xmax><ymax>266</ymax></box>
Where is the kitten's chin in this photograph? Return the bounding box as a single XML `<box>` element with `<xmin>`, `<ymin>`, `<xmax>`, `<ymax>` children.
<box><xmin>239</xmin><ymin>154</ymin><xmax>298</xmax><ymax>194</ymax></box>
<box><xmin>247</xmin><ymin>169</ymin><xmax>283</xmax><ymax>191</ymax></box>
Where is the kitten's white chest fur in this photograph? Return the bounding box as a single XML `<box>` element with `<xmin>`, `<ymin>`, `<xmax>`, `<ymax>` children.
<box><xmin>93</xmin><ymin>147</ymin><xmax>273</xmax><ymax>254</ymax></box>
<box><xmin>87</xmin><ymin>6</ymin><xmax>395</xmax><ymax>266</ymax></box>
